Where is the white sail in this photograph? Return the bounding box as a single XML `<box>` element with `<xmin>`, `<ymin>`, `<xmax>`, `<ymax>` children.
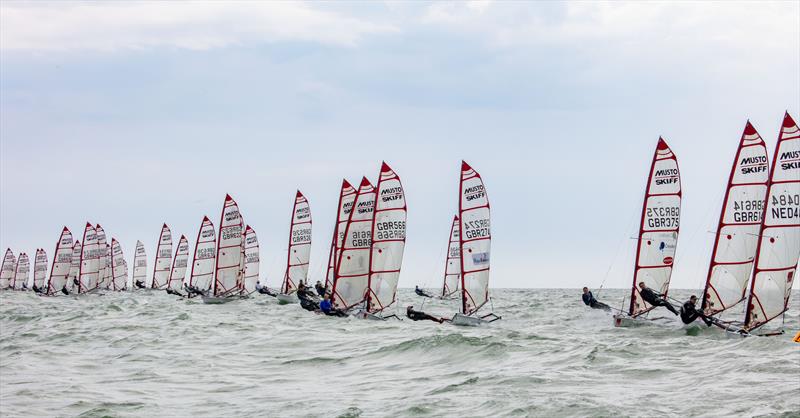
<box><xmin>95</xmin><ymin>224</ymin><xmax>110</xmax><ymax>289</ymax></box>
<box><xmin>367</xmin><ymin>162</ymin><xmax>407</xmax><ymax>313</ymax></box>
<box><xmin>167</xmin><ymin>235</ymin><xmax>189</xmax><ymax>291</ymax></box>
<box><xmin>110</xmin><ymin>238</ymin><xmax>128</xmax><ymax>291</ymax></box>
<box><xmin>242</xmin><ymin>225</ymin><xmax>260</xmax><ymax>294</ymax></box>
<box><xmin>13</xmin><ymin>252</ymin><xmax>29</xmax><ymax>290</ymax></box>
<box><xmin>68</xmin><ymin>241</ymin><xmax>81</xmax><ymax>293</ymax></box>
<box><xmin>47</xmin><ymin>227</ymin><xmax>73</xmax><ymax>295</ymax></box>
<box><xmin>283</xmin><ymin>191</ymin><xmax>312</xmax><ymax>294</ymax></box>
<box><xmin>325</xmin><ymin>180</ymin><xmax>357</xmax><ymax>290</ymax></box>
<box><xmin>628</xmin><ymin>138</ymin><xmax>681</xmax><ymax>317</ymax></box>
<box><xmin>33</xmin><ymin>249</ymin><xmax>48</xmax><ymax>290</ymax></box>
<box><xmin>459</xmin><ymin>161</ymin><xmax>492</xmax><ymax>315</ymax></box>
<box><xmin>214</xmin><ymin>194</ymin><xmax>243</xmax><ymax>296</ymax></box>
<box><xmin>190</xmin><ymin>216</ymin><xmax>216</xmax><ymax>291</ymax></box>
<box><xmin>132</xmin><ymin>240</ymin><xmax>147</xmax><ymax>289</ymax></box>
<box><xmin>745</xmin><ymin>112</ymin><xmax>800</xmax><ymax>331</ymax></box>
<box><xmin>442</xmin><ymin>215</ymin><xmax>461</xmax><ymax>298</ymax></box>
<box><xmin>0</xmin><ymin>249</ymin><xmax>15</xmax><ymax>289</ymax></box>
<box><xmin>78</xmin><ymin>222</ymin><xmax>100</xmax><ymax>293</ymax></box>
<box><xmin>702</xmin><ymin>122</ymin><xmax>769</xmax><ymax>315</ymax></box>
<box><xmin>332</xmin><ymin>177</ymin><xmax>376</xmax><ymax>310</ymax></box>
<box><xmin>151</xmin><ymin>224</ymin><xmax>172</xmax><ymax>289</ymax></box>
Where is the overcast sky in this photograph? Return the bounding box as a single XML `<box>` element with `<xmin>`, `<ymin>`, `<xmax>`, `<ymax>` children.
<box><xmin>1</xmin><ymin>1</ymin><xmax>798</xmax><ymax>290</ymax></box>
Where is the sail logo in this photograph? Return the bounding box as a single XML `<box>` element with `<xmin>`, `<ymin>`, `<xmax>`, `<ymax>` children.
<box><xmin>472</xmin><ymin>252</ymin><xmax>489</xmax><ymax>265</ymax></box>
<box><xmin>654</xmin><ymin>168</ymin><xmax>679</xmax><ymax>186</ymax></box>
<box><xmin>200</xmin><ymin>229</ymin><xmax>214</xmax><ymax>239</ymax></box>
<box><xmin>779</xmin><ymin>150</ymin><xmax>800</xmax><ymax>170</ymax></box>
<box><xmin>464</xmin><ymin>185</ymin><xmax>485</xmax><ymax>201</ymax></box>
<box><xmin>740</xmin><ymin>155</ymin><xmax>768</xmax><ymax>174</ymax></box>
<box><xmin>224</xmin><ymin>210</ymin><xmax>240</xmax><ymax>222</ymax></box>
<box><xmin>342</xmin><ymin>201</ymin><xmax>354</xmax><ymax>215</ymax></box>
<box><xmin>357</xmin><ymin>199</ymin><xmax>375</xmax><ymax>214</ymax></box>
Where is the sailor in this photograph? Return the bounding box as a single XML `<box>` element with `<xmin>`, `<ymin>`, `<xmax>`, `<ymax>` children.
<box><xmin>637</xmin><ymin>282</ymin><xmax>679</xmax><ymax>315</ymax></box>
<box><xmin>582</xmin><ymin>287</ymin><xmax>611</xmax><ymax>310</ymax></box>
<box><xmin>415</xmin><ymin>286</ymin><xmax>432</xmax><ymax>298</ymax></box>
<box><xmin>406</xmin><ymin>305</ymin><xmax>444</xmax><ymax>323</ymax></box>
<box><xmin>61</xmin><ymin>285</ymin><xmax>70</xmax><ymax>295</ymax></box>
<box><xmin>135</xmin><ymin>280</ymin><xmax>146</xmax><ymax>289</ymax></box>
<box><xmin>32</xmin><ymin>284</ymin><xmax>41</xmax><ymax>294</ymax></box>
<box><xmin>680</xmin><ymin>295</ymin><xmax>713</xmax><ymax>326</ymax></box>
<box><xmin>319</xmin><ymin>293</ymin><xmax>333</xmax><ymax>314</ymax></box>
<box><xmin>165</xmin><ymin>287</ymin><xmax>183</xmax><ymax>297</ymax></box>
<box><xmin>255</xmin><ymin>280</ymin><xmax>265</xmax><ymax>293</ymax></box>
<box><xmin>183</xmin><ymin>283</ymin><xmax>205</xmax><ymax>298</ymax></box>
<box><xmin>298</xmin><ymin>285</ymin><xmax>319</xmax><ymax>311</ymax></box>
<box><xmin>315</xmin><ymin>280</ymin><xmax>325</xmax><ymax>297</ymax></box>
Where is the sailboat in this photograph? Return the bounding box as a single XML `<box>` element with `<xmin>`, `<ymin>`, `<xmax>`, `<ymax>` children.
<box><xmin>360</xmin><ymin>162</ymin><xmax>407</xmax><ymax>320</ymax></box>
<box><xmin>151</xmin><ymin>224</ymin><xmax>172</xmax><ymax>290</ymax></box>
<box><xmin>613</xmin><ymin>138</ymin><xmax>682</xmax><ymax>327</ymax></box>
<box><xmin>189</xmin><ymin>216</ymin><xmax>216</xmax><ymax>294</ymax></box>
<box><xmin>203</xmin><ymin>194</ymin><xmax>244</xmax><ymax>304</ymax></box>
<box><xmin>12</xmin><ymin>252</ymin><xmax>29</xmax><ymax>290</ymax></box>
<box><xmin>131</xmin><ymin>240</ymin><xmax>147</xmax><ymax>290</ymax></box>
<box><xmin>451</xmin><ymin>161</ymin><xmax>500</xmax><ymax>326</ymax></box>
<box><xmin>110</xmin><ymin>238</ymin><xmax>129</xmax><ymax>291</ymax></box>
<box><xmin>78</xmin><ymin>223</ymin><xmax>100</xmax><ymax>293</ymax></box>
<box><xmin>277</xmin><ymin>191</ymin><xmax>312</xmax><ymax>304</ymax></box>
<box><xmin>46</xmin><ymin>227</ymin><xmax>73</xmax><ymax>295</ymax></box>
<box><xmin>440</xmin><ymin>215</ymin><xmax>461</xmax><ymax>299</ymax></box>
<box><xmin>331</xmin><ymin>177</ymin><xmax>376</xmax><ymax>312</ymax></box>
<box><xmin>67</xmin><ymin>241</ymin><xmax>81</xmax><ymax>293</ymax></box>
<box><xmin>324</xmin><ymin>180</ymin><xmax>357</xmax><ymax>293</ymax></box>
<box><xmin>1</xmin><ymin>249</ymin><xmax>15</xmax><ymax>290</ymax></box>
<box><xmin>33</xmin><ymin>249</ymin><xmax>48</xmax><ymax>292</ymax></box>
<box><xmin>167</xmin><ymin>235</ymin><xmax>189</xmax><ymax>293</ymax></box>
<box><xmin>95</xmin><ymin>224</ymin><xmax>110</xmax><ymax>290</ymax></box>
<box><xmin>701</xmin><ymin>122</ymin><xmax>769</xmax><ymax>319</ymax></box>
<box><xmin>722</xmin><ymin>112</ymin><xmax>800</xmax><ymax>336</ymax></box>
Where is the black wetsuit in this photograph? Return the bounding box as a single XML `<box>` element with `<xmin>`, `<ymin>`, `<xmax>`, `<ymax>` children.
<box><xmin>135</xmin><ymin>280</ymin><xmax>146</xmax><ymax>289</ymax></box>
<box><xmin>258</xmin><ymin>287</ymin><xmax>277</xmax><ymax>296</ymax></box>
<box><xmin>315</xmin><ymin>284</ymin><xmax>326</xmax><ymax>297</ymax></box>
<box><xmin>680</xmin><ymin>301</ymin><xmax>713</xmax><ymax>326</ymax></box>
<box><xmin>582</xmin><ymin>291</ymin><xmax>611</xmax><ymax>311</ymax></box>
<box><xmin>406</xmin><ymin>308</ymin><xmax>443</xmax><ymax>323</ymax></box>
<box><xmin>165</xmin><ymin>288</ymin><xmax>184</xmax><ymax>297</ymax></box>
<box><xmin>298</xmin><ymin>289</ymin><xmax>319</xmax><ymax>311</ymax></box>
<box><xmin>639</xmin><ymin>287</ymin><xmax>679</xmax><ymax>315</ymax></box>
<box><xmin>415</xmin><ymin>288</ymin><xmax>432</xmax><ymax>298</ymax></box>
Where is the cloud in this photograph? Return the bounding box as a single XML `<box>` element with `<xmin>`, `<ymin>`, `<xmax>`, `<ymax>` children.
<box><xmin>0</xmin><ymin>1</ymin><xmax>396</xmax><ymax>51</ymax></box>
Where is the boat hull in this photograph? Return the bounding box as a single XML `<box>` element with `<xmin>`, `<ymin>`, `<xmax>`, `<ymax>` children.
<box><xmin>276</xmin><ymin>293</ymin><xmax>298</xmax><ymax>304</ymax></box>
<box><xmin>451</xmin><ymin>312</ymin><xmax>500</xmax><ymax>326</ymax></box>
<box><xmin>201</xmin><ymin>295</ymin><xmax>238</xmax><ymax>304</ymax></box>
<box><xmin>613</xmin><ymin>314</ymin><xmax>673</xmax><ymax>328</ymax></box>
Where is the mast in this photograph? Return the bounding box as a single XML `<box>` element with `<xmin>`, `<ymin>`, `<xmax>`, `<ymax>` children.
<box><xmin>151</xmin><ymin>223</ymin><xmax>173</xmax><ymax>289</ymax></box>
<box><xmin>78</xmin><ymin>222</ymin><xmax>99</xmax><ymax>293</ymax></box>
<box><xmin>0</xmin><ymin>249</ymin><xmax>15</xmax><ymax>289</ymax></box>
<box><xmin>283</xmin><ymin>191</ymin><xmax>312</xmax><ymax>294</ymax></box>
<box><xmin>366</xmin><ymin>162</ymin><xmax>407</xmax><ymax>313</ymax></box>
<box><xmin>167</xmin><ymin>235</ymin><xmax>189</xmax><ymax>291</ymax></box>
<box><xmin>458</xmin><ymin>161</ymin><xmax>492</xmax><ymax>315</ymax></box>
<box><xmin>701</xmin><ymin>122</ymin><xmax>769</xmax><ymax>315</ymax></box>
<box><xmin>189</xmin><ymin>216</ymin><xmax>216</xmax><ymax>291</ymax></box>
<box><xmin>68</xmin><ymin>241</ymin><xmax>81</xmax><ymax>293</ymax></box>
<box><xmin>325</xmin><ymin>180</ymin><xmax>356</xmax><ymax>290</ymax></box>
<box><xmin>744</xmin><ymin>112</ymin><xmax>800</xmax><ymax>331</ymax></box>
<box><xmin>46</xmin><ymin>227</ymin><xmax>73</xmax><ymax>295</ymax></box>
<box><xmin>331</xmin><ymin>177</ymin><xmax>376</xmax><ymax>310</ymax></box>
<box><xmin>242</xmin><ymin>225</ymin><xmax>260</xmax><ymax>294</ymax></box>
<box><xmin>442</xmin><ymin>215</ymin><xmax>461</xmax><ymax>298</ymax></box>
<box><xmin>214</xmin><ymin>194</ymin><xmax>243</xmax><ymax>297</ymax></box>
<box><xmin>13</xmin><ymin>252</ymin><xmax>29</xmax><ymax>290</ymax></box>
<box><xmin>132</xmin><ymin>240</ymin><xmax>147</xmax><ymax>289</ymax></box>
<box><xmin>628</xmin><ymin>138</ymin><xmax>682</xmax><ymax>317</ymax></box>
<box><xmin>110</xmin><ymin>238</ymin><xmax>128</xmax><ymax>291</ymax></box>
<box><xmin>33</xmin><ymin>249</ymin><xmax>48</xmax><ymax>290</ymax></box>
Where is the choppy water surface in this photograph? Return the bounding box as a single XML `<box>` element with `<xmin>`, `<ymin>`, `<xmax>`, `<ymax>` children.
<box><xmin>1</xmin><ymin>288</ymin><xmax>798</xmax><ymax>417</ymax></box>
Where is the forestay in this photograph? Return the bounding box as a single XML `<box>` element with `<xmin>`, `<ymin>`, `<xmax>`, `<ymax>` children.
<box><xmin>702</xmin><ymin>122</ymin><xmax>769</xmax><ymax>315</ymax></box>
<box><xmin>132</xmin><ymin>240</ymin><xmax>147</xmax><ymax>288</ymax></box>
<box><xmin>0</xmin><ymin>249</ymin><xmax>15</xmax><ymax>289</ymax></box>
<box><xmin>47</xmin><ymin>227</ymin><xmax>73</xmax><ymax>295</ymax></box>
<box><xmin>110</xmin><ymin>238</ymin><xmax>128</xmax><ymax>291</ymax></box>
<box><xmin>442</xmin><ymin>215</ymin><xmax>461</xmax><ymax>298</ymax></box>
<box><xmin>366</xmin><ymin>162</ymin><xmax>407</xmax><ymax>313</ymax></box>
<box><xmin>745</xmin><ymin>112</ymin><xmax>800</xmax><ymax>331</ymax></box>
<box><xmin>628</xmin><ymin>138</ymin><xmax>682</xmax><ymax>317</ymax></box>
<box><xmin>242</xmin><ymin>226</ymin><xmax>260</xmax><ymax>294</ymax></box>
<box><xmin>167</xmin><ymin>235</ymin><xmax>189</xmax><ymax>291</ymax></box>
<box><xmin>325</xmin><ymin>180</ymin><xmax>357</xmax><ymax>290</ymax></box>
<box><xmin>68</xmin><ymin>241</ymin><xmax>81</xmax><ymax>292</ymax></box>
<box><xmin>151</xmin><ymin>224</ymin><xmax>173</xmax><ymax>289</ymax></box>
<box><xmin>332</xmin><ymin>177</ymin><xmax>376</xmax><ymax>310</ymax></box>
<box><xmin>214</xmin><ymin>194</ymin><xmax>243</xmax><ymax>296</ymax></box>
<box><xmin>283</xmin><ymin>191</ymin><xmax>312</xmax><ymax>294</ymax></box>
<box><xmin>459</xmin><ymin>161</ymin><xmax>492</xmax><ymax>315</ymax></box>
<box><xmin>79</xmin><ymin>223</ymin><xmax>99</xmax><ymax>293</ymax></box>
<box><xmin>95</xmin><ymin>224</ymin><xmax>110</xmax><ymax>289</ymax></box>
<box><xmin>190</xmin><ymin>216</ymin><xmax>216</xmax><ymax>291</ymax></box>
<box><xmin>33</xmin><ymin>249</ymin><xmax>48</xmax><ymax>290</ymax></box>
<box><xmin>13</xmin><ymin>252</ymin><xmax>29</xmax><ymax>290</ymax></box>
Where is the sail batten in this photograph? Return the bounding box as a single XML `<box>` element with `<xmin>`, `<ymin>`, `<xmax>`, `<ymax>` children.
<box><xmin>190</xmin><ymin>216</ymin><xmax>216</xmax><ymax>291</ymax></box>
<box><xmin>151</xmin><ymin>224</ymin><xmax>173</xmax><ymax>289</ymax></box>
<box><xmin>332</xmin><ymin>177</ymin><xmax>376</xmax><ymax>310</ymax></box>
<box><xmin>283</xmin><ymin>191</ymin><xmax>312</xmax><ymax>294</ymax></box>
<box><xmin>442</xmin><ymin>215</ymin><xmax>461</xmax><ymax>298</ymax></box>
<box><xmin>214</xmin><ymin>195</ymin><xmax>243</xmax><ymax>296</ymax></box>
<box><xmin>46</xmin><ymin>227</ymin><xmax>73</xmax><ymax>295</ymax></box>
<box><xmin>744</xmin><ymin>112</ymin><xmax>800</xmax><ymax>331</ymax></box>
<box><xmin>458</xmin><ymin>161</ymin><xmax>492</xmax><ymax>315</ymax></box>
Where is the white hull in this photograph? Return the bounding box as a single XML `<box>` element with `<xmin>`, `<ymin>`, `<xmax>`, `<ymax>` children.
<box><xmin>201</xmin><ymin>295</ymin><xmax>238</xmax><ymax>304</ymax></box>
<box><xmin>613</xmin><ymin>314</ymin><xmax>674</xmax><ymax>328</ymax></box>
<box><xmin>451</xmin><ymin>312</ymin><xmax>500</xmax><ymax>326</ymax></box>
<box><xmin>276</xmin><ymin>293</ymin><xmax>298</xmax><ymax>304</ymax></box>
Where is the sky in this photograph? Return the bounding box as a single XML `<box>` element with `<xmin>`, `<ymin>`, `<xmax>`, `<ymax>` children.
<box><xmin>1</xmin><ymin>1</ymin><xmax>798</xmax><ymax>291</ymax></box>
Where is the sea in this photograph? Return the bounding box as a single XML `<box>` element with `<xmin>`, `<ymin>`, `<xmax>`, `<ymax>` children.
<box><xmin>1</xmin><ymin>288</ymin><xmax>798</xmax><ymax>418</ymax></box>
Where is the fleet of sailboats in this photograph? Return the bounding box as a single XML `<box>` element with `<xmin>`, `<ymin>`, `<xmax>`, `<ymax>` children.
<box><xmin>2</xmin><ymin>115</ymin><xmax>797</xmax><ymax>336</ymax></box>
